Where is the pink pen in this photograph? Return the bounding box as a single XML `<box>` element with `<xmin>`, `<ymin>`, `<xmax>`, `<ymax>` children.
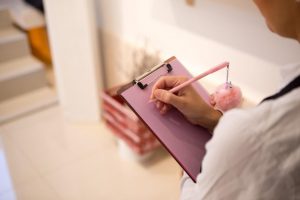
<box><xmin>169</xmin><ymin>61</ymin><xmax>229</xmax><ymax>93</ymax></box>
<box><xmin>150</xmin><ymin>61</ymin><xmax>229</xmax><ymax>103</ymax></box>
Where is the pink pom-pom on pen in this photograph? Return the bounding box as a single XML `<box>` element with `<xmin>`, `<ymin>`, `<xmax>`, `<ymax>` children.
<box><xmin>210</xmin><ymin>82</ymin><xmax>243</xmax><ymax>112</ymax></box>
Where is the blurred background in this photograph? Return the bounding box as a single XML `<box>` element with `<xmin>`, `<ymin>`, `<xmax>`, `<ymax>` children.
<box><xmin>0</xmin><ymin>0</ymin><xmax>299</xmax><ymax>199</ymax></box>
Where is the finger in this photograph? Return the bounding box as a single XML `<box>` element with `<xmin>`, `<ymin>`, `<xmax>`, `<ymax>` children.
<box><xmin>160</xmin><ymin>104</ymin><xmax>172</xmax><ymax>115</ymax></box>
<box><xmin>150</xmin><ymin>76</ymin><xmax>188</xmax><ymax>99</ymax></box>
<box><xmin>154</xmin><ymin>89</ymin><xmax>183</xmax><ymax>109</ymax></box>
<box><xmin>209</xmin><ymin>94</ymin><xmax>216</xmax><ymax>106</ymax></box>
<box><xmin>160</xmin><ymin>104</ymin><xmax>168</xmax><ymax>114</ymax></box>
<box><xmin>155</xmin><ymin>101</ymin><xmax>166</xmax><ymax>111</ymax></box>
<box><xmin>151</xmin><ymin>76</ymin><xmax>170</xmax><ymax>100</ymax></box>
<box><xmin>156</xmin><ymin>101</ymin><xmax>163</xmax><ymax>109</ymax></box>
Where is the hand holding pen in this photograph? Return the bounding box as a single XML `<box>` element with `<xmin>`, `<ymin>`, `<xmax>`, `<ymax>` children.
<box><xmin>149</xmin><ymin>62</ymin><xmax>229</xmax><ymax>132</ymax></box>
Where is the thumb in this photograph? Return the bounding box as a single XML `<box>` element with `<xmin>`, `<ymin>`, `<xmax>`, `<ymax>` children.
<box><xmin>154</xmin><ymin>89</ymin><xmax>182</xmax><ymax>108</ymax></box>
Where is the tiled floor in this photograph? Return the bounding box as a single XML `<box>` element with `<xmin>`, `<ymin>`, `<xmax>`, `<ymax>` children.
<box><xmin>0</xmin><ymin>106</ymin><xmax>181</xmax><ymax>200</ymax></box>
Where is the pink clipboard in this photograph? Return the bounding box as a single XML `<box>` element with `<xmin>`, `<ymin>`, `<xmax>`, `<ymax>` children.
<box><xmin>118</xmin><ymin>56</ymin><xmax>212</xmax><ymax>182</ymax></box>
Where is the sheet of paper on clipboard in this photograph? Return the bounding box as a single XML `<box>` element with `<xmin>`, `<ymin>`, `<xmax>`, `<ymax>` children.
<box><xmin>118</xmin><ymin>56</ymin><xmax>212</xmax><ymax>182</ymax></box>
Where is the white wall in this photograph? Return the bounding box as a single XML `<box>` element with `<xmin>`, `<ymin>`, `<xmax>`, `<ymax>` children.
<box><xmin>44</xmin><ymin>0</ymin><xmax>103</xmax><ymax>122</ymax></box>
<box><xmin>96</xmin><ymin>0</ymin><xmax>300</xmax><ymax>103</ymax></box>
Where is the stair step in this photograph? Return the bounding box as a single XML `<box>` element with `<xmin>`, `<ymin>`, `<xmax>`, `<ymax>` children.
<box><xmin>0</xmin><ymin>56</ymin><xmax>47</xmax><ymax>101</ymax></box>
<box><xmin>9</xmin><ymin>4</ymin><xmax>46</xmax><ymax>30</ymax></box>
<box><xmin>0</xmin><ymin>9</ymin><xmax>12</xmax><ymax>29</ymax></box>
<box><xmin>0</xmin><ymin>26</ymin><xmax>30</xmax><ymax>62</ymax></box>
<box><xmin>0</xmin><ymin>87</ymin><xmax>58</xmax><ymax>124</ymax></box>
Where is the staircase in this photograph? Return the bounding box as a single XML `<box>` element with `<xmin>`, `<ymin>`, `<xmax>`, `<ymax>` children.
<box><xmin>0</xmin><ymin>8</ymin><xmax>57</xmax><ymax>124</ymax></box>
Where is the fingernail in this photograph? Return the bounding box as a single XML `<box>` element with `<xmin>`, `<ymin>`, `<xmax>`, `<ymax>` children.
<box><xmin>163</xmin><ymin>105</ymin><xmax>167</xmax><ymax>111</ymax></box>
<box><xmin>160</xmin><ymin>108</ymin><xmax>167</xmax><ymax>115</ymax></box>
<box><xmin>156</xmin><ymin>101</ymin><xmax>162</xmax><ymax>109</ymax></box>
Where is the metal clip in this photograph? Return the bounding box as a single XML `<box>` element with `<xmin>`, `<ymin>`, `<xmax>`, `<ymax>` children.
<box><xmin>133</xmin><ymin>63</ymin><xmax>173</xmax><ymax>89</ymax></box>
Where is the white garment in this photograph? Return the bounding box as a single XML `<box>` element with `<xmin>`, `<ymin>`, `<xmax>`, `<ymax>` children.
<box><xmin>180</xmin><ymin>63</ymin><xmax>300</xmax><ymax>200</ymax></box>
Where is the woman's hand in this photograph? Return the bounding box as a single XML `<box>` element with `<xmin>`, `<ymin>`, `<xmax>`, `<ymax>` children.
<box><xmin>150</xmin><ymin>76</ymin><xmax>222</xmax><ymax>132</ymax></box>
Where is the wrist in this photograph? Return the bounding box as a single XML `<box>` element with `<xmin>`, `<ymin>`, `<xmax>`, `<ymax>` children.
<box><xmin>199</xmin><ymin>108</ymin><xmax>222</xmax><ymax>133</ymax></box>
<box><xmin>208</xmin><ymin>109</ymin><xmax>222</xmax><ymax>132</ymax></box>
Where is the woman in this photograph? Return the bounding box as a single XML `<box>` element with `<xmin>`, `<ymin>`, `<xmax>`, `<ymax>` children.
<box><xmin>150</xmin><ymin>0</ymin><xmax>300</xmax><ymax>199</ymax></box>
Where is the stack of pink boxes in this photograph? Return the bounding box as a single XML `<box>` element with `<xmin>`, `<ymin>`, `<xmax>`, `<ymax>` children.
<box><xmin>101</xmin><ymin>86</ymin><xmax>161</xmax><ymax>156</ymax></box>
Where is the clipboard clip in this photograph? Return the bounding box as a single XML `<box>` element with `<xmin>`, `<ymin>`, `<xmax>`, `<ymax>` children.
<box><xmin>133</xmin><ymin>63</ymin><xmax>173</xmax><ymax>89</ymax></box>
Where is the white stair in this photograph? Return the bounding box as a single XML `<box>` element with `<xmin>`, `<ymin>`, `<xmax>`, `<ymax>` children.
<box><xmin>0</xmin><ymin>87</ymin><xmax>58</xmax><ymax>124</ymax></box>
<box><xmin>0</xmin><ymin>26</ymin><xmax>30</xmax><ymax>62</ymax></box>
<box><xmin>0</xmin><ymin>55</ymin><xmax>47</xmax><ymax>101</ymax></box>
<box><xmin>0</xmin><ymin>9</ymin><xmax>12</xmax><ymax>29</ymax></box>
<box><xmin>0</xmin><ymin>7</ymin><xmax>57</xmax><ymax>123</ymax></box>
